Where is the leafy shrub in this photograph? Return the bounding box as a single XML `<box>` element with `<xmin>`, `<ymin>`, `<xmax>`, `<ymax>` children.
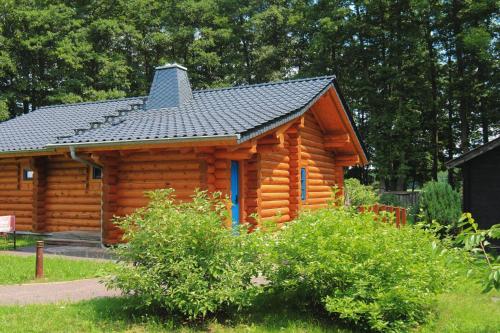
<box><xmin>455</xmin><ymin>213</ymin><xmax>500</xmax><ymax>292</ymax></box>
<box><xmin>419</xmin><ymin>181</ymin><xmax>461</xmax><ymax>230</ymax></box>
<box><xmin>107</xmin><ymin>189</ymin><xmax>263</xmax><ymax>320</ymax></box>
<box><xmin>266</xmin><ymin>207</ymin><xmax>456</xmax><ymax>332</ymax></box>
<box><xmin>379</xmin><ymin>192</ymin><xmax>401</xmax><ymax>206</ymax></box>
<box><xmin>344</xmin><ymin>178</ymin><xmax>379</xmax><ymax>207</ymax></box>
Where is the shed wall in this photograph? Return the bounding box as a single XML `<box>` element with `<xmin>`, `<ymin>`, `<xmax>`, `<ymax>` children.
<box><xmin>462</xmin><ymin>146</ymin><xmax>500</xmax><ymax>229</ymax></box>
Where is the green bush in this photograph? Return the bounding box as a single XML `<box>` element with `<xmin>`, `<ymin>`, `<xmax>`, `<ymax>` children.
<box><xmin>344</xmin><ymin>178</ymin><xmax>379</xmax><ymax>207</ymax></box>
<box><xmin>419</xmin><ymin>181</ymin><xmax>461</xmax><ymax>230</ymax></box>
<box><xmin>266</xmin><ymin>207</ymin><xmax>456</xmax><ymax>332</ymax></box>
<box><xmin>107</xmin><ymin>189</ymin><xmax>263</xmax><ymax>320</ymax></box>
<box><xmin>379</xmin><ymin>193</ymin><xmax>401</xmax><ymax>206</ymax></box>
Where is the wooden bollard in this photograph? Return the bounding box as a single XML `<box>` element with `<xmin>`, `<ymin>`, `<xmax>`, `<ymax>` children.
<box><xmin>35</xmin><ymin>241</ymin><xmax>44</xmax><ymax>279</ymax></box>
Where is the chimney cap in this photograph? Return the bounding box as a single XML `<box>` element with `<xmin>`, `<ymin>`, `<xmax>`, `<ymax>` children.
<box><xmin>155</xmin><ymin>63</ymin><xmax>187</xmax><ymax>71</ymax></box>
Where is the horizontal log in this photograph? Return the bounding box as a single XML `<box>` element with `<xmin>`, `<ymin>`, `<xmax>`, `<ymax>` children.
<box><xmin>260</xmin><ymin>184</ymin><xmax>290</xmax><ymax>193</ymax></box>
<box><xmin>308</xmin><ymin>185</ymin><xmax>333</xmax><ymax>192</ymax></box>
<box><xmin>0</xmin><ymin>184</ymin><xmax>17</xmax><ymax>190</ymax></box>
<box><xmin>45</xmin><ymin>226</ymin><xmax>99</xmax><ymax>232</ymax></box>
<box><xmin>307</xmin><ymin>166</ymin><xmax>336</xmax><ymax>175</ymax></box>
<box><xmin>307</xmin><ymin>192</ymin><xmax>333</xmax><ymax>199</ymax></box>
<box><xmin>0</xmin><ymin>203</ymin><xmax>32</xmax><ymax>210</ymax></box>
<box><xmin>260</xmin><ymin>214</ymin><xmax>290</xmax><ymax>223</ymax></box>
<box><xmin>261</xmin><ymin>154</ymin><xmax>290</xmax><ymax>163</ymax></box>
<box><xmin>45</xmin><ymin>190</ymin><xmax>101</xmax><ymax>198</ymax></box>
<box><xmin>260</xmin><ymin>168</ymin><xmax>289</xmax><ymax>178</ymax></box>
<box><xmin>120</xmin><ymin>161</ymin><xmax>200</xmax><ymax>172</ymax></box>
<box><xmin>118</xmin><ymin>170</ymin><xmax>200</xmax><ymax>181</ymax></box>
<box><xmin>120</xmin><ymin>153</ymin><xmax>198</xmax><ymax>163</ymax></box>
<box><xmin>46</xmin><ymin>175</ymin><xmax>87</xmax><ymax>183</ymax></box>
<box><xmin>0</xmin><ymin>197</ymin><xmax>33</xmax><ymax>204</ymax></box>
<box><xmin>45</xmin><ymin>218</ymin><xmax>100</xmax><ymax>227</ymax></box>
<box><xmin>260</xmin><ymin>207</ymin><xmax>290</xmax><ymax>218</ymax></box>
<box><xmin>0</xmin><ymin>210</ymin><xmax>31</xmax><ymax>218</ymax></box>
<box><xmin>47</xmin><ymin>169</ymin><xmax>87</xmax><ymax>177</ymax></box>
<box><xmin>261</xmin><ymin>200</ymin><xmax>290</xmax><ymax>209</ymax></box>
<box><xmin>260</xmin><ymin>161</ymin><xmax>289</xmax><ymax>170</ymax></box>
<box><xmin>45</xmin><ymin>203</ymin><xmax>100</xmax><ymax>213</ymax></box>
<box><xmin>214</xmin><ymin>160</ymin><xmax>229</xmax><ymax>169</ymax></box>
<box><xmin>0</xmin><ymin>190</ymin><xmax>32</xmax><ymax>197</ymax></box>
<box><xmin>46</xmin><ymin>183</ymin><xmax>88</xmax><ymax>190</ymax></box>
<box><xmin>45</xmin><ymin>211</ymin><xmax>101</xmax><ymax>220</ymax></box>
<box><xmin>45</xmin><ymin>197</ymin><xmax>102</xmax><ymax>205</ymax></box>
<box><xmin>261</xmin><ymin>192</ymin><xmax>290</xmax><ymax>200</ymax></box>
<box><xmin>260</xmin><ymin>176</ymin><xmax>289</xmax><ymax>185</ymax></box>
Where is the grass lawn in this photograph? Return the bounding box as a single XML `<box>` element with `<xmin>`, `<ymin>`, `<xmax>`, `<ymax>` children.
<box><xmin>0</xmin><ymin>234</ymin><xmax>40</xmax><ymax>250</ymax></box>
<box><xmin>0</xmin><ymin>278</ymin><xmax>498</xmax><ymax>333</ymax></box>
<box><xmin>0</xmin><ymin>254</ymin><xmax>116</xmax><ymax>285</ymax></box>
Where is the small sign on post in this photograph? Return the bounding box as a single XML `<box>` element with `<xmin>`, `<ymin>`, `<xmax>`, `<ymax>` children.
<box><xmin>0</xmin><ymin>215</ymin><xmax>16</xmax><ymax>250</ymax></box>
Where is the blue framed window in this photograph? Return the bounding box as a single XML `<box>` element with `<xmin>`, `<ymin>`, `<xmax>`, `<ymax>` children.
<box><xmin>301</xmin><ymin>167</ymin><xmax>306</xmax><ymax>201</ymax></box>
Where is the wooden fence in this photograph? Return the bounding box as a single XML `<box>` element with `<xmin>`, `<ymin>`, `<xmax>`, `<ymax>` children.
<box><xmin>380</xmin><ymin>191</ymin><xmax>420</xmax><ymax>207</ymax></box>
<box><xmin>358</xmin><ymin>204</ymin><xmax>407</xmax><ymax>228</ymax></box>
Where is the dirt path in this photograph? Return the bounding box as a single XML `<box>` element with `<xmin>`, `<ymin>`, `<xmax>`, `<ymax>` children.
<box><xmin>0</xmin><ymin>278</ymin><xmax>121</xmax><ymax>305</ymax></box>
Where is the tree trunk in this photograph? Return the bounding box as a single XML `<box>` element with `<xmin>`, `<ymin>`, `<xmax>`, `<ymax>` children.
<box><xmin>425</xmin><ymin>12</ymin><xmax>439</xmax><ymax>180</ymax></box>
<box><xmin>452</xmin><ymin>0</ymin><xmax>469</xmax><ymax>153</ymax></box>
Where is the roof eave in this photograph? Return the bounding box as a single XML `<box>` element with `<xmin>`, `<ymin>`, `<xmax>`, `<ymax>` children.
<box><xmin>45</xmin><ymin>134</ymin><xmax>241</xmax><ymax>150</ymax></box>
<box><xmin>446</xmin><ymin>136</ymin><xmax>500</xmax><ymax>168</ymax></box>
<box><xmin>0</xmin><ymin>148</ymin><xmax>56</xmax><ymax>158</ymax></box>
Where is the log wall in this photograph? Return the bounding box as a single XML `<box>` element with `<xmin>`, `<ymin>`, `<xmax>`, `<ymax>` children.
<box><xmin>0</xmin><ymin>158</ymin><xmax>33</xmax><ymax>231</ymax></box>
<box><xmin>258</xmin><ymin>137</ymin><xmax>291</xmax><ymax>223</ymax></box>
<box><xmin>299</xmin><ymin>113</ymin><xmax>338</xmax><ymax>209</ymax></box>
<box><xmin>44</xmin><ymin>156</ymin><xmax>101</xmax><ymax>232</ymax></box>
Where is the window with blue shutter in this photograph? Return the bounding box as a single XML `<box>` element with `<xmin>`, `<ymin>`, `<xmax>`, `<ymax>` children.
<box><xmin>301</xmin><ymin>167</ymin><xmax>306</xmax><ymax>201</ymax></box>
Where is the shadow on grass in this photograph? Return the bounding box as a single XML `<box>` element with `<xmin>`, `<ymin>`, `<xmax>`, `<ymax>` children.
<box><xmin>84</xmin><ymin>294</ymin><xmax>354</xmax><ymax>332</ymax></box>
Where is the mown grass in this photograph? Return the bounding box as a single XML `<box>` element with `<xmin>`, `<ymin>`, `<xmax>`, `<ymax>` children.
<box><xmin>0</xmin><ymin>234</ymin><xmax>40</xmax><ymax>250</ymax></box>
<box><xmin>416</xmin><ymin>276</ymin><xmax>500</xmax><ymax>333</ymax></box>
<box><xmin>0</xmin><ymin>254</ymin><xmax>116</xmax><ymax>285</ymax></box>
<box><xmin>0</xmin><ymin>277</ymin><xmax>498</xmax><ymax>333</ymax></box>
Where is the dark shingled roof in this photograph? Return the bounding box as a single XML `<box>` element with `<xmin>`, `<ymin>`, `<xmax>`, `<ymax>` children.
<box><xmin>0</xmin><ymin>75</ymin><xmax>344</xmax><ymax>153</ymax></box>
<box><xmin>446</xmin><ymin>136</ymin><xmax>500</xmax><ymax>168</ymax></box>
<box><xmin>0</xmin><ymin>97</ymin><xmax>145</xmax><ymax>153</ymax></box>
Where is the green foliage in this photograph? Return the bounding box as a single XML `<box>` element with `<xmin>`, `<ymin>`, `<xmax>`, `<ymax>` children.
<box><xmin>0</xmin><ymin>0</ymin><xmax>498</xmax><ymax>187</ymax></box>
<box><xmin>108</xmin><ymin>189</ymin><xmax>263</xmax><ymax>320</ymax></box>
<box><xmin>455</xmin><ymin>213</ymin><xmax>500</xmax><ymax>293</ymax></box>
<box><xmin>379</xmin><ymin>193</ymin><xmax>401</xmax><ymax>206</ymax></box>
<box><xmin>266</xmin><ymin>207</ymin><xmax>457</xmax><ymax>332</ymax></box>
<box><xmin>344</xmin><ymin>178</ymin><xmax>379</xmax><ymax>207</ymax></box>
<box><xmin>0</xmin><ymin>99</ymin><xmax>8</xmax><ymax>122</ymax></box>
<box><xmin>419</xmin><ymin>181</ymin><xmax>461</xmax><ymax>230</ymax></box>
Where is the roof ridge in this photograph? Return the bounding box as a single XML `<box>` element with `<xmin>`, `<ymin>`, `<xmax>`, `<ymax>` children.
<box><xmin>193</xmin><ymin>75</ymin><xmax>335</xmax><ymax>94</ymax></box>
<box><xmin>38</xmin><ymin>96</ymin><xmax>147</xmax><ymax>110</ymax></box>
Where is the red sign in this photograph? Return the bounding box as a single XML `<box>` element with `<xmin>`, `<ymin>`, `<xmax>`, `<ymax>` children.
<box><xmin>0</xmin><ymin>216</ymin><xmax>15</xmax><ymax>233</ymax></box>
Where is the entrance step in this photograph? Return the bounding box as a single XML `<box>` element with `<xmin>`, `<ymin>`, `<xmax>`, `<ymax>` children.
<box><xmin>43</xmin><ymin>231</ymin><xmax>101</xmax><ymax>248</ymax></box>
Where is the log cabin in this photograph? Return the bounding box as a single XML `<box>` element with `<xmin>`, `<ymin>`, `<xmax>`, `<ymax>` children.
<box><xmin>0</xmin><ymin>64</ymin><xmax>368</xmax><ymax>244</ymax></box>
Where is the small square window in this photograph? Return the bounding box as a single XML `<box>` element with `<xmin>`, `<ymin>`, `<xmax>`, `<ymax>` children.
<box><xmin>92</xmin><ymin>166</ymin><xmax>102</xmax><ymax>180</ymax></box>
<box><xmin>23</xmin><ymin>168</ymin><xmax>34</xmax><ymax>181</ymax></box>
